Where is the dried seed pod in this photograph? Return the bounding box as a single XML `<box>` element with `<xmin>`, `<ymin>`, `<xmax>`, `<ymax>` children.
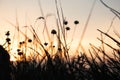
<box><xmin>28</xmin><ymin>39</ymin><xmax>32</xmax><ymax>43</ymax></box>
<box><xmin>6</xmin><ymin>38</ymin><xmax>11</xmax><ymax>42</ymax></box>
<box><xmin>44</xmin><ymin>42</ymin><xmax>48</xmax><ymax>46</ymax></box>
<box><xmin>63</xmin><ymin>20</ymin><xmax>68</xmax><ymax>25</ymax></box>
<box><xmin>74</xmin><ymin>20</ymin><xmax>79</xmax><ymax>25</ymax></box>
<box><xmin>66</xmin><ymin>27</ymin><xmax>70</xmax><ymax>31</ymax></box>
<box><xmin>5</xmin><ymin>31</ymin><xmax>10</xmax><ymax>36</ymax></box>
<box><xmin>51</xmin><ymin>29</ymin><xmax>57</xmax><ymax>34</ymax></box>
<box><xmin>18</xmin><ymin>52</ymin><xmax>23</xmax><ymax>56</ymax></box>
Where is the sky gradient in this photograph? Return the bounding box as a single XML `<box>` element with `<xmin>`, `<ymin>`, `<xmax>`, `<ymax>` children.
<box><xmin>0</xmin><ymin>0</ymin><xmax>120</xmax><ymax>57</ymax></box>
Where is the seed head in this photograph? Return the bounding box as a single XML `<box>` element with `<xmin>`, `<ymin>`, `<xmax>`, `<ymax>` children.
<box><xmin>63</xmin><ymin>20</ymin><xmax>68</xmax><ymax>25</ymax></box>
<box><xmin>53</xmin><ymin>45</ymin><xmax>55</xmax><ymax>48</ymax></box>
<box><xmin>28</xmin><ymin>39</ymin><xmax>32</xmax><ymax>43</ymax></box>
<box><xmin>22</xmin><ymin>41</ymin><xmax>25</xmax><ymax>44</ymax></box>
<box><xmin>58</xmin><ymin>48</ymin><xmax>62</xmax><ymax>51</ymax></box>
<box><xmin>51</xmin><ymin>29</ymin><xmax>57</xmax><ymax>34</ymax></box>
<box><xmin>66</xmin><ymin>27</ymin><xmax>70</xmax><ymax>31</ymax></box>
<box><xmin>8</xmin><ymin>42</ymin><xmax>11</xmax><ymax>45</ymax></box>
<box><xmin>6</xmin><ymin>38</ymin><xmax>11</xmax><ymax>42</ymax></box>
<box><xmin>17</xmin><ymin>49</ymin><xmax>20</xmax><ymax>52</ymax></box>
<box><xmin>5</xmin><ymin>31</ymin><xmax>10</xmax><ymax>36</ymax></box>
<box><xmin>18</xmin><ymin>52</ymin><xmax>23</xmax><ymax>56</ymax></box>
<box><xmin>19</xmin><ymin>42</ymin><xmax>22</xmax><ymax>45</ymax></box>
<box><xmin>74</xmin><ymin>20</ymin><xmax>79</xmax><ymax>25</ymax></box>
<box><xmin>44</xmin><ymin>42</ymin><xmax>48</xmax><ymax>46</ymax></box>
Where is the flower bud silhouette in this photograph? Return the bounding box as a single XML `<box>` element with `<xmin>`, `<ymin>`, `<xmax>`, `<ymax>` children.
<box><xmin>51</xmin><ymin>29</ymin><xmax>57</xmax><ymax>34</ymax></box>
<box><xmin>74</xmin><ymin>20</ymin><xmax>79</xmax><ymax>25</ymax></box>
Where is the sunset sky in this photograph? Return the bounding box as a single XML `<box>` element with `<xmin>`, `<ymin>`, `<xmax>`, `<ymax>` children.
<box><xmin>0</xmin><ymin>0</ymin><xmax>120</xmax><ymax>57</ymax></box>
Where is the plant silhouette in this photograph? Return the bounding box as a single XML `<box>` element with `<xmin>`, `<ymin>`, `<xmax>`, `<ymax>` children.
<box><xmin>0</xmin><ymin>45</ymin><xmax>12</xmax><ymax>80</ymax></box>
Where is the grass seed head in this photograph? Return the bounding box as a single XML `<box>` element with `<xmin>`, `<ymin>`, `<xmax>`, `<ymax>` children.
<box><xmin>22</xmin><ymin>41</ymin><xmax>25</xmax><ymax>44</ymax></box>
<box><xmin>66</xmin><ymin>27</ymin><xmax>70</xmax><ymax>31</ymax></box>
<box><xmin>51</xmin><ymin>29</ymin><xmax>57</xmax><ymax>34</ymax></box>
<box><xmin>74</xmin><ymin>20</ymin><xmax>79</xmax><ymax>25</ymax></box>
<box><xmin>28</xmin><ymin>39</ymin><xmax>32</xmax><ymax>43</ymax></box>
<box><xmin>17</xmin><ymin>49</ymin><xmax>20</xmax><ymax>52</ymax></box>
<box><xmin>18</xmin><ymin>52</ymin><xmax>23</xmax><ymax>56</ymax></box>
<box><xmin>58</xmin><ymin>48</ymin><xmax>62</xmax><ymax>51</ymax></box>
<box><xmin>63</xmin><ymin>20</ymin><xmax>68</xmax><ymax>25</ymax></box>
<box><xmin>53</xmin><ymin>45</ymin><xmax>55</xmax><ymax>48</ymax></box>
<box><xmin>44</xmin><ymin>42</ymin><xmax>48</xmax><ymax>46</ymax></box>
<box><xmin>5</xmin><ymin>31</ymin><xmax>10</xmax><ymax>36</ymax></box>
<box><xmin>6</xmin><ymin>38</ymin><xmax>11</xmax><ymax>42</ymax></box>
<box><xmin>19</xmin><ymin>42</ymin><xmax>22</xmax><ymax>45</ymax></box>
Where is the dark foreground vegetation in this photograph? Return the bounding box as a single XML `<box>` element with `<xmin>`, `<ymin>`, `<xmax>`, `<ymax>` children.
<box><xmin>11</xmin><ymin>51</ymin><xmax>120</xmax><ymax>80</ymax></box>
<box><xmin>1</xmin><ymin>29</ymin><xmax>120</xmax><ymax>80</ymax></box>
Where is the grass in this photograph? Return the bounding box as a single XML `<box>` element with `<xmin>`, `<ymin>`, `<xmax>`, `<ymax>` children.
<box><xmin>9</xmin><ymin>37</ymin><xmax>120</xmax><ymax>80</ymax></box>
<box><xmin>0</xmin><ymin>0</ymin><xmax>120</xmax><ymax>80</ymax></box>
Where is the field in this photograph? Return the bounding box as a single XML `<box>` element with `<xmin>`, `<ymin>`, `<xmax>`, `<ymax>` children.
<box><xmin>0</xmin><ymin>0</ymin><xmax>120</xmax><ymax>80</ymax></box>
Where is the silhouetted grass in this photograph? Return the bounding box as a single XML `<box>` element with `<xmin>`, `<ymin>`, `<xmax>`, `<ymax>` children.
<box><xmin>8</xmin><ymin>28</ymin><xmax>120</xmax><ymax>80</ymax></box>
<box><xmin>0</xmin><ymin>0</ymin><xmax>120</xmax><ymax>80</ymax></box>
<box><xmin>10</xmin><ymin>40</ymin><xmax>120</xmax><ymax>80</ymax></box>
<box><xmin>2</xmin><ymin>26</ymin><xmax>120</xmax><ymax>80</ymax></box>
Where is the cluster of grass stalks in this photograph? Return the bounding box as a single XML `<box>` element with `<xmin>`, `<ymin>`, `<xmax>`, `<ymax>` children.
<box><xmin>0</xmin><ymin>0</ymin><xmax>120</xmax><ymax>80</ymax></box>
<box><xmin>8</xmin><ymin>31</ymin><xmax>120</xmax><ymax>80</ymax></box>
<box><xmin>9</xmin><ymin>29</ymin><xmax>120</xmax><ymax>80</ymax></box>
